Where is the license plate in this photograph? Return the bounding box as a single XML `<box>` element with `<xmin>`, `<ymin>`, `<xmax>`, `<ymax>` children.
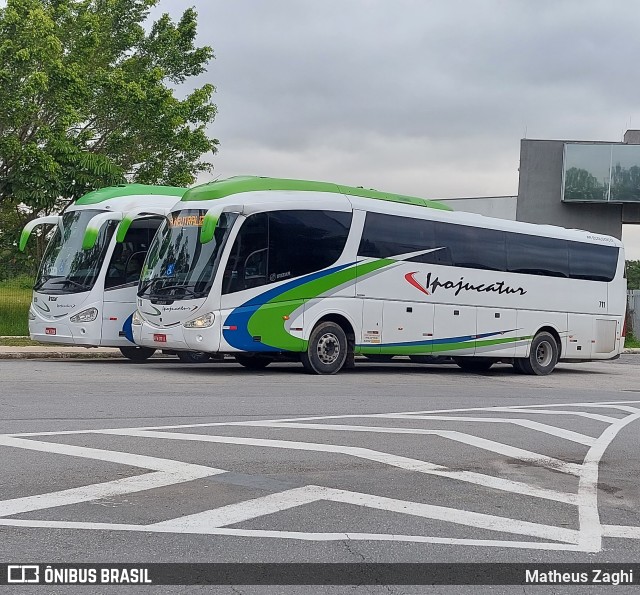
<box><xmin>153</xmin><ymin>334</ymin><xmax>167</xmax><ymax>343</ymax></box>
<box><xmin>45</xmin><ymin>328</ymin><xmax>56</xmax><ymax>335</ymax></box>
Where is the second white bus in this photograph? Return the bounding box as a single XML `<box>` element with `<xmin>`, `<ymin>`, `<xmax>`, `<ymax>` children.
<box><xmin>21</xmin><ymin>184</ymin><xmax>212</xmax><ymax>362</ymax></box>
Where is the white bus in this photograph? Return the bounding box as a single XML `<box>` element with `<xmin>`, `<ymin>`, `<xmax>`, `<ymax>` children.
<box><xmin>132</xmin><ymin>176</ymin><xmax>626</xmax><ymax>375</ymax></box>
<box><xmin>20</xmin><ymin>184</ymin><xmax>214</xmax><ymax>362</ymax></box>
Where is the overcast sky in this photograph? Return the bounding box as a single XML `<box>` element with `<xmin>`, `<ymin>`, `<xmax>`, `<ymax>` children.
<box><xmin>156</xmin><ymin>1</ymin><xmax>640</xmax><ymax>255</ymax></box>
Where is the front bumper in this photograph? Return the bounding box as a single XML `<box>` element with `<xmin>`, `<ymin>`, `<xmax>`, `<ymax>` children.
<box><xmin>134</xmin><ymin>317</ymin><xmax>221</xmax><ymax>353</ymax></box>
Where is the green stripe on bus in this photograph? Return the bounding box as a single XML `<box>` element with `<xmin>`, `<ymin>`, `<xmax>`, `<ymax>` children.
<box><xmin>181</xmin><ymin>176</ymin><xmax>452</xmax><ymax>211</ymax></box>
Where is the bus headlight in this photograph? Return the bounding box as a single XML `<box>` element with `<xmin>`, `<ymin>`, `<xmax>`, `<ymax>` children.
<box><xmin>28</xmin><ymin>307</ymin><xmax>36</xmax><ymax>321</ymax></box>
<box><xmin>70</xmin><ymin>307</ymin><xmax>98</xmax><ymax>323</ymax></box>
<box><xmin>132</xmin><ymin>309</ymin><xmax>143</xmax><ymax>326</ymax></box>
<box><xmin>183</xmin><ymin>312</ymin><xmax>215</xmax><ymax>329</ymax></box>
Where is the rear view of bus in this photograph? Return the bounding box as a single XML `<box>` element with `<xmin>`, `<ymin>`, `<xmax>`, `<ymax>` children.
<box><xmin>21</xmin><ymin>185</ymin><xmax>186</xmax><ymax>360</ymax></box>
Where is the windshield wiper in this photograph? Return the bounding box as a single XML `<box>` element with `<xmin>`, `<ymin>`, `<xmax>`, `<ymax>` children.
<box><xmin>34</xmin><ymin>277</ymin><xmax>91</xmax><ymax>291</ymax></box>
<box><xmin>138</xmin><ymin>276</ymin><xmax>175</xmax><ymax>296</ymax></box>
<box><xmin>152</xmin><ymin>283</ymin><xmax>199</xmax><ymax>297</ymax></box>
<box><xmin>60</xmin><ymin>279</ymin><xmax>92</xmax><ymax>291</ymax></box>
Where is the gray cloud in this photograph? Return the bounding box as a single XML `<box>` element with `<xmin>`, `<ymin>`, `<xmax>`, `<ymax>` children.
<box><xmin>155</xmin><ymin>0</ymin><xmax>640</xmax><ymax>252</ymax></box>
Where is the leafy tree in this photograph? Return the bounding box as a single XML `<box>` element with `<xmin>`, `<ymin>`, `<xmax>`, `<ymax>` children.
<box><xmin>0</xmin><ymin>0</ymin><xmax>217</xmax><ymax>276</ymax></box>
<box><xmin>626</xmin><ymin>260</ymin><xmax>640</xmax><ymax>290</ymax></box>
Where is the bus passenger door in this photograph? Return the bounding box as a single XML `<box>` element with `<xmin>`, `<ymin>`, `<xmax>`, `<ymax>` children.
<box><xmin>476</xmin><ymin>307</ymin><xmax>517</xmax><ymax>358</ymax></box>
<box><xmin>383</xmin><ymin>301</ymin><xmax>434</xmax><ymax>355</ymax></box>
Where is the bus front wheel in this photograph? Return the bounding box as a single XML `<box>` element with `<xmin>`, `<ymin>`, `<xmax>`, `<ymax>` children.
<box><xmin>119</xmin><ymin>346</ymin><xmax>155</xmax><ymax>362</ymax></box>
<box><xmin>235</xmin><ymin>354</ymin><xmax>273</xmax><ymax>369</ymax></box>
<box><xmin>301</xmin><ymin>322</ymin><xmax>348</xmax><ymax>375</ymax></box>
<box><xmin>515</xmin><ymin>332</ymin><xmax>559</xmax><ymax>376</ymax></box>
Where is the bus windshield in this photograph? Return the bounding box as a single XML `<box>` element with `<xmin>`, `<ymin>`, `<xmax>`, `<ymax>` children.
<box><xmin>139</xmin><ymin>210</ymin><xmax>237</xmax><ymax>301</ymax></box>
<box><xmin>34</xmin><ymin>209</ymin><xmax>115</xmax><ymax>294</ymax></box>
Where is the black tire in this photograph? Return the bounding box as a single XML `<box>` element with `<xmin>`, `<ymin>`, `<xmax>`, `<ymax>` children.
<box><xmin>301</xmin><ymin>322</ymin><xmax>348</xmax><ymax>375</ymax></box>
<box><xmin>177</xmin><ymin>351</ymin><xmax>210</xmax><ymax>364</ymax></box>
<box><xmin>119</xmin><ymin>346</ymin><xmax>155</xmax><ymax>361</ymax></box>
<box><xmin>518</xmin><ymin>331</ymin><xmax>559</xmax><ymax>376</ymax></box>
<box><xmin>235</xmin><ymin>353</ymin><xmax>273</xmax><ymax>369</ymax></box>
<box><xmin>364</xmin><ymin>354</ymin><xmax>394</xmax><ymax>363</ymax></box>
<box><xmin>409</xmin><ymin>355</ymin><xmax>450</xmax><ymax>364</ymax></box>
<box><xmin>453</xmin><ymin>357</ymin><xmax>494</xmax><ymax>372</ymax></box>
<box><xmin>512</xmin><ymin>358</ymin><xmax>529</xmax><ymax>374</ymax></box>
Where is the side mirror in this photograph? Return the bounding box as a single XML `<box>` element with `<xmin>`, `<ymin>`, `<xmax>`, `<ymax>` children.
<box><xmin>199</xmin><ymin>208</ymin><xmax>220</xmax><ymax>244</ymax></box>
<box><xmin>116</xmin><ymin>206</ymin><xmax>171</xmax><ymax>243</ymax></box>
<box><xmin>82</xmin><ymin>212</ymin><xmax>123</xmax><ymax>250</ymax></box>
<box><xmin>19</xmin><ymin>216</ymin><xmax>62</xmax><ymax>252</ymax></box>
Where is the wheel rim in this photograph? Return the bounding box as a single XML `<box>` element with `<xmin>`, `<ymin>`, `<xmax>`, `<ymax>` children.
<box><xmin>316</xmin><ymin>332</ymin><xmax>340</xmax><ymax>365</ymax></box>
<box><xmin>536</xmin><ymin>340</ymin><xmax>553</xmax><ymax>367</ymax></box>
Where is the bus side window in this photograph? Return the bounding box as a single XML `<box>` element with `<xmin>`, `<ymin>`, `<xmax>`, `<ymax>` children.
<box><xmin>222</xmin><ymin>213</ymin><xmax>269</xmax><ymax>294</ymax></box>
<box><xmin>358</xmin><ymin>212</ymin><xmax>436</xmax><ymax>260</ymax></box>
<box><xmin>104</xmin><ymin>220</ymin><xmax>161</xmax><ymax>289</ymax></box>
<box><xmin>268</xmin><ymin>210</ymin><xmax>351</xmax><ymax>281</ymax></box>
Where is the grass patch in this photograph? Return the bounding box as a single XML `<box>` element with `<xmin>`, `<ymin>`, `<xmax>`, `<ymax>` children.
<box><xmin>0</xmin><ymin>276</ymin><xmax>33</xmax><ymax>336</ymax></box>
<box><xmin>625</xmin><ymin>333</ymin><xmax>640</xmax><ymax>349</ymax></box>
<box><xmin>0</xmin><ymin>337</ymin><xmax>41</xmax><ymax>347</ymax></box>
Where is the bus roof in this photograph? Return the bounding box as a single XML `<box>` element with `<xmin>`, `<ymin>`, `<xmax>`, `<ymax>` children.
<box><xmin>76</xmin><ymin>184</ymin><xmax>187</xmax><ymax>205</ymax></box>
<box><xmin>181</xmin><ymin>176</ymin><xmax>453</xmax><ymax>211</ymax></box>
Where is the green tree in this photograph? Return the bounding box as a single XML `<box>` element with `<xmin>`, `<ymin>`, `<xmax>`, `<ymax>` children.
<box><xmin>0</xmin><ymin>0</ymin><xmax>218</xmax><ymax>275</ymax></box>
<box><xmin>626</xmin><ymin>260</ymin><xmax>640</xmax><ymax>290</ymax></box>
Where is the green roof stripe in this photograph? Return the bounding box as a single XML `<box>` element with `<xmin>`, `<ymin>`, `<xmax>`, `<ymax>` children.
<box><xmin>76</xmin><ymin>184</ymin><xmax>187</xmax><ymax>205</ymax></box>
<box><xmin>181</xmin><ymin>176</ymin><xmax>452</xmax><ymax>211</ymax></box>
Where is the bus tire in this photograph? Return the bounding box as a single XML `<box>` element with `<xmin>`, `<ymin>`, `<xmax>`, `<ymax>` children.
<box><xmin>512</xmin><ymin>358</ymin><xmax>529</xmax><ymax>374</ymax></box>
<box><xmin>453</xmin><ymin>357</ymin><xmax>493</xmax><ymax>372</ymax></box>
<box><xmin>364</xmin><ymin>354</ymin><xmax>394</xmax><ymax>363</ymax></box>
<box><xmin>177</xmin><ymin>351</ymin><xmax>210</xmax><ymax>364</ymax></box>
<box><xmin>519</xmin><ymin>332</ymin><xmax>559</xmax><ymax>375</ymax></box>
<box><xmin>119</xmin><ymin>346</ymin><xmax>155</xmax><ymax>361</ymax></box>
<box><xmin>301</xmin><ymin>322</ymin><xmax>348</xmax><ymax>375</ymax></box>
<box><xmin>235</xmin><ymin>354</ymin><xmax>273</xmax><ymax>369</ymax></box>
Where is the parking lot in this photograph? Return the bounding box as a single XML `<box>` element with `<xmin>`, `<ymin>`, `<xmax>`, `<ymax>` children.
<box><xmin>2</xmin><ymin>356</ymin><xmax>640</xmax><ymax>590</ymax></box>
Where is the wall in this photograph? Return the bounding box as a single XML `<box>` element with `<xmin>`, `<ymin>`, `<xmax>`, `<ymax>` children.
<box><xmin>438</xmin><ymin>196</ymin><xmax>517</xmax><ymax>220</ymax></box>
<box><xmin>516</xmin><ymin>139</ymin><xmax>623</xmax><ymax>238</ymax></box>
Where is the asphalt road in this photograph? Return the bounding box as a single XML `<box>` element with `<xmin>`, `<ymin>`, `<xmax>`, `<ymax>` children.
<box><xmin>2</xmin><ymin>355</ymin><xmax>640</xmax><ymax>594</ymax></box>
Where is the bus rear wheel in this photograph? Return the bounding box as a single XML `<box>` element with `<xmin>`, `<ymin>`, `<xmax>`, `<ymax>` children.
<box><xmin>235</xmin><ymin>354</ymin><xmax>273</xmax><ymax>369</ymax></box>
<box><xmin>119</xmin><ymin>346</ymin><xmax>155</xmax><ymax>361</ymax></box>
<box><xmin>301</xmin><ymin>322</ymin><xmax>348</xmax><ymax>375</ymax></box>
<box><xmin>177</xmin><ymin>351</ymin><xmax>210</xmax><ymax>364</ymax></box>
<box><xmin>453</xmin><ymin>357</ymin><xmax>493</xmax><ymax>372</ymax></box>
<box><xmin>516</xmin><ymin>332</ymin><xmax>559</xmax><ymax>376</ymax></box>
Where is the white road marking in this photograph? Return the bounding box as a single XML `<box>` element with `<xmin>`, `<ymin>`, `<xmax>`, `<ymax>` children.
<box><xmin>0</xmin><ymin>400</ymin><xmax>639</xmax><ymax>552</ymax></box>
<box><xmin>0</xmin><ymin>436</ymin><xmax>222</xmax><ymax>475</ymax></box>
<box><xmin>602</xmin><ymin>525</ymin><xmax>640</xmax><ymax>539</ymax></box>
<box><xmin>99</xmin><ymin>428</ymin><xmax>576</xmax><ymax>504</ymax></box>
<box><xmin>11</xmin><ymin>400</ymin><xmax>640</xmax><ymax>437</ymax></box>
<box><xmin>378</xmin><ymin>415</ymin><xmax>596</xmax><ymax>445</ymax></box>
<box><xmin>238</xmin><ymin>421</ymin><xmax>582</xmax><ymax>475</ymax></box>
<box><xmin>0</xmin><ymin>436</ymin><xmax>224</xmax><ymax>517</ymax></box>
<box><xmin>573</xmin><ymin>409</ymin><xmax>640</xmax><ymax>551</ymax></box>
<box><xmin>484</xmin><ymin>408</ymin><xmax>618</xmax><ymax>423</ymax></box>
<box><xmin>151</xmin><ymin>484</ymin><xmax>579</xmax><ymax>543</ymax></box>
<box><xmin>0</xmin><ymin>519</ymin><xmax>585</xmax><ymax>550</ymax></box>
